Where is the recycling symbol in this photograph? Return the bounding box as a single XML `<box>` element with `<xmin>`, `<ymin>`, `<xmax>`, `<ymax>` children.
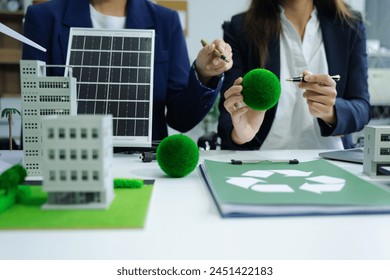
<box><xmin>226</xmin><ymin>169</ymin><xmax>346</xmax><ymax>194</ymax></box>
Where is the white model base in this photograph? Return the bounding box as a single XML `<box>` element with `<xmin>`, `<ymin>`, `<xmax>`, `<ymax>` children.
<box><xmin>41</xmin><ymin>194</ymin><xmax>114</xmax><ymax>210</ymax></box>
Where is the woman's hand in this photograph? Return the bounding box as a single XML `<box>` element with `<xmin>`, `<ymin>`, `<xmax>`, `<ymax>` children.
<box><xmin>223</xmin><ymin>77</ymin><xmax>266</xmax><ymax>145</ymax></box>
<box><xmin>195</xmin><ymin>39</ymin><xmax>233</xmax><ymax>84</ymax></box>
<box><xmin>299</xmin><ymin>70</ymin><xmax>338</xmax><ymax>126</ymax></box>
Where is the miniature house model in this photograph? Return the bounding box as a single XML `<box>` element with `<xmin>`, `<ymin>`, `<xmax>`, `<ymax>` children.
<box><xmin>20</xmin><ymin>60</ymin><xmax>77</xmax><ymax>176</ymax></box>
<box><xmin>41</xmin><ymin>115</ymin><xmax>114</xmax><ymax>209</ymax></box>
<box><xmin>363</xmin><ymin>125</ymin><xmax>390</xmax><ymax>178</ymax></box>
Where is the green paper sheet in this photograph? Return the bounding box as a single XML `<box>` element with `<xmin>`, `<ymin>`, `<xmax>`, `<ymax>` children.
<box><xmin>0</xmin><ymin>185</ymin><xmax>153</xmax><ymax>229</ymax></box>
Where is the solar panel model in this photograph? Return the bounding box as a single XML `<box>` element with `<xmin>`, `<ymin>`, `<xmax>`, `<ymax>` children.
<box><xmin>65</xmin><ymin>28</ymin><xmax>155</xmax><ymax>148</ymax></box>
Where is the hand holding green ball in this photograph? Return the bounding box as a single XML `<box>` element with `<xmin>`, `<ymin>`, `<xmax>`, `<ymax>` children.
<box><xmin>241</xmin><ymin>68</ymin><xmax>281</xmax><ymax>111</ymax></box>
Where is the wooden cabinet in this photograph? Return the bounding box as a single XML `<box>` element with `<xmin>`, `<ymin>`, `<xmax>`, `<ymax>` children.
<box><xmin>0</xmin><ymin>10</ymin><xmax>24</xmax><ymax>97</ymax></box>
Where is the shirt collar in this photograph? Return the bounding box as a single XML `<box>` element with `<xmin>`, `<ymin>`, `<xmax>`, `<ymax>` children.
<box><xmin>279</xmin><ymin>5</ymin><xmax>318</xmax><ymax>28</ymax></box>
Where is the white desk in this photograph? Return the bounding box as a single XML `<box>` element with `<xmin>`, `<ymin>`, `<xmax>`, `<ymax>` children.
<box><xmin>1</xmin><ymin>150</ymin><xmax>390</xmax><ymax>260</ymax></box>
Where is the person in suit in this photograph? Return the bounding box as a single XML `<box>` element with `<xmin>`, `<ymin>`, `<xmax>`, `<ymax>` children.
<box><xmin>22</xmin><ymin>0</ymin><xmax>232</xmax><ymax>141</ymax></box>
<box><xmin>218</xmin><ymin>0</ymin><xmax>370</xmax><ymax>150</ymax></box>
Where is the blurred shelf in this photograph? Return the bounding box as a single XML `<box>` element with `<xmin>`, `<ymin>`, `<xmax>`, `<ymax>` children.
<box><xmin>0</xmin><ymin>48</ymin><xmax>21</xmax><ymax>64</ymax></box>
<box><xmin>0</xmin><ymin>10</ymin><xmax>24</xmax><ymax>97</ymax></box>
<box><xmin>0</xmin><ymin>92</ymin><xmax>21</xmax><ymax>98</ymax></box>
<box><xmin>0</xmin><ymin>10</ymin><xmax>24</xmax><ymax>19</ymax></box>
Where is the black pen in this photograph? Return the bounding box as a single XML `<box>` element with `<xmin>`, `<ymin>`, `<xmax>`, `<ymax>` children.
<box><xmin>286</xmin><ymin>75</ymin><xmax>340</xmax><ymax>82</ymax></box>
<box><xmin>139</xmin><ymin>152</ymin><xmax>156</xmax><ymax>162</ymax></box>
<box><xmin>231</xmin><ymin>159</ymin><xmax>299</xmax><ymax>165</ymax></box>
<box><xmin>201</xmin><ymin>39</ymin><xmax>230</xmax><ymax>63</ymax></box>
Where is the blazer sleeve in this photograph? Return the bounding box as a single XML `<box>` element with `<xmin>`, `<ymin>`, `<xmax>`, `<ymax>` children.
<box><xmin>164</xmin><ymin>12</ymin><xmax>222</xmax><ymax>133</ymax></box>
<box><xmin>22</xmin><ymin>2</ymin><xmax>68</xmax><ymax>76</ymax></box>
<box><xmin>217</xmin><ymin>15</ymin><xmax>263</xmax><ymax>150</ymax></box>
<box><xmin>320</xmin><ymin>18</ymin><xmax>370</xmax><ymax>139</ymax></box>
<box><xmin>22</xmin><ymin>5</ymin><xmax>51</xmax><ymax>63</ymax></box>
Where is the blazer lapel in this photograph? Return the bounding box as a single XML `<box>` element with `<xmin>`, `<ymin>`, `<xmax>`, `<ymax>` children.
<box><xmin>258</xmin><ymin>36</ymin><xmax>280</xmax><ymax>144</ymax></box>
<box><xmin>60</xmin><ymin>0</ymin><xmax>94</xmax><ymax>63</ymax></box>
<box><xmin>266</xmin><ymin>36</ymin><xmax>281</xmax><ymax>78</ymax></box>
<box><xmin>125</xmin><ymin>0</ymin><xmax>154</xmax><ymax>29</ymax></box>
<box><xmin>58</xmin><ymin>0</ymin><xmax>156</xmax><ymax>63</ymax></box>
<box><xmin>319</xmin><ymin>14</ymin><xmax>346</xmax><ymax>79</ymax></box>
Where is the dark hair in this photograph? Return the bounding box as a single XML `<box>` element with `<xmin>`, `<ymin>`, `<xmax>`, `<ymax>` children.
<box><xmin>243</xmin><ymin>0</ymin><xmax>359</xmax><ymax>67</ymax></box>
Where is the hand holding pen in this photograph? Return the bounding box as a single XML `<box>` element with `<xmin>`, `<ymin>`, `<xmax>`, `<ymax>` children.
<box><xmin>195</xmin><ymin>38</ymin><xmax>233</xmax><ymax>84</ymax></box>
<box><xmin>293</xmin><ymin>70</ymin><xmax>338</xmax><ymax>126</ymax></box>
<box><xmin>201</xmin><ymin>39</ymin><xmax>230</xmax><ymax>63</ymax></box>
<box><xmin>286</xmin><ymin>74</ymin><xmax>340</xmax><ymax>83</ymax></box>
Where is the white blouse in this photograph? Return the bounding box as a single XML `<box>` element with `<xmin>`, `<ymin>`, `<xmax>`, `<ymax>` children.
<box><xmin>261</xmin><ymin>7</ymin><xmax>343</xmax><ymax>150</ymax></box>
<box><xmin>90</xmin><ymin>4</ymin><xmax>126</xmax><ymax>29</ymax></box>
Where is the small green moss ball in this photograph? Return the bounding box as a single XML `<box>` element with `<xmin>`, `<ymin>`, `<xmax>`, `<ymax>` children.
<box><xmin>156</xmin><ymin>134</ymin><xmax>199</xmax><ymax>178</ymax></box>
<box><xmin>114</xmin><ymin>178</ymin><xmax>143</xmax><ymax>189</ymax></box>
<box><xmin>241</xmin><ymin>68</ymin><xmax>281</xmax><ymax>111</ymax></box>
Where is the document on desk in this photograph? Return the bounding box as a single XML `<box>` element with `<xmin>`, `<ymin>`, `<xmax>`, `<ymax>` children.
<box><xmin>199</xmin><ymin>159</ymin><xmax>390</xmax><ymax>217</ymax></box>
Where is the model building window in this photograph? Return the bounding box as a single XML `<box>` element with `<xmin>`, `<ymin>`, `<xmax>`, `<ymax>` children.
<box><xmin>70</xmin><ymin>128</ymin><xmax>77</xmax><ymax>138</ymax></box>
<box><xmin>26</xmin><ymin>136</ymin><xmax>39</xmax><ymax>143</ymax></box>
<box><xmin>59</xmin><ymin>149</ymin><xmax>66</xmax><ymax>160</ymax></box>
<box><xmin>81</xmin><ymin>128</ymin><xmax>88</xmax><ymax>139</ymax></box>
<box><xmin>49</xmin><ymin>170</ymin><xmax>56</xmax><ymax>181</ymax></box>
<box><xmin>60</xmin><ymin>170</ymin><xmax>67</xmax><ymax>181</ymax></box>
<box><xmin>59</xmin><ymin>128</ymin><xmax>66</xmax><ymax>138</ymax></box>
<box><xmin>70</xmin><ymin>149</ymin><xmax>77</xmax><ymax>160</ymax></box>
<box><xmin>26</xmin><ymin>150</ymin><xmax>39</xmax><ymax>157</ymax></box>
<box><xmin>71</xmin><ymin>170</ymin><xmax>77</xmax><ymax>181</ymax></box>
<box><xmin>48</xmin><ymin>128</ymin><xmax>54</xmax><ymax>139</ymax></box>
<box><xmin>82</xmin><ymin>170</ymin><xmax>88</xmax><ymax>181</ymax></box>
<box><xmin>48</xmin><ymin>149</ymin><xmax>55</xmax><ymax>160</ymax></box>
<box><xmin>92</xmin><ymin>128</ymin><xmax>99</xmax><ymax>138</ymax></box>
<box><xmin>92</xmin><ymin>149</ymin><xmax>99</xmax><ymax>160</ymax></box>
<box><xmin>81</xmin><ymin>150</ymin><xmax>88</xmax><ymax>160</ymax></box>
<box><xmin>93</xmin><ymin>171</ymin><xmax>99</xmax><ymax>181</ymax></box>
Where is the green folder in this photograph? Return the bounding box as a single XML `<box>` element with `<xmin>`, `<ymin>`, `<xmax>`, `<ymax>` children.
<box><xmin>199</xmin><ymin>159</ymin><xmax>390</xmax><ymax>217</ymax></box>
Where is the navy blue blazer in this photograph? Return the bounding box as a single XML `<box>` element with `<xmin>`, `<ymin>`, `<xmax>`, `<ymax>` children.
<box><xmin>218</xmin><ymin>11</ymin><xmax>370</xmax><ymax>149</ymax></box>
<box><xmin>22</xmin><ymin>0</ymin><xmax>221</xmax><ymax>141</ymax></box>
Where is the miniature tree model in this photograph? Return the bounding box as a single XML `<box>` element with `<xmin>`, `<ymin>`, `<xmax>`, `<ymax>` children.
<box><xmin>0</xmin><ymin>164</ymin><xmax>28</xmax><ymax>214</ymax></box>
<box><xmin>1</xmin><ymin>108</ymin><xmax>21</xmax><ymax>150</ymax></box>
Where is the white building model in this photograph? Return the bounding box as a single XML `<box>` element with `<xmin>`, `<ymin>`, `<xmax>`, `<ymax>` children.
<box><xmin>20</xmin><ymin>60</ymin><xmax>77</xmax><ymax>176</ymax></box>
<box><xmin>41</xmin><ymin>115</ymin><xmax>114</xmax><ymax>209</ymax></box>
<box><xmin>363</xmin><ymin>125</ymin><xmax>390</xmax><ymax>178</ymax></box>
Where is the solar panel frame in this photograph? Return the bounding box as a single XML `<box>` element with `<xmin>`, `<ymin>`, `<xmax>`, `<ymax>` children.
<box><xmin>65</xmin><ymin>28</ymin><xmax>155</xmax><ymax>148</ymax></box>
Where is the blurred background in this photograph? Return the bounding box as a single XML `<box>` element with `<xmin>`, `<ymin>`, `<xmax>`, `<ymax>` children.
<box><xmin>0</xmin><ymin>0</ymin><xmax>389</xmax><ymax>148</ymax></box>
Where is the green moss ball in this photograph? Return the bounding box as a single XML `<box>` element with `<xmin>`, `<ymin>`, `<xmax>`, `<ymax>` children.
<box><xmin>241</xmin><ymin>68</ymin><xmax>281</xmax><ymax>111</ymax></box>
<box><xmin>114</xmin><ymin>178</ymin><xmax>143</xmax><ymax>189</ymax></box>
<box><xmin>156</xmin><ymin>134</ymin><xmax>199</xmax><ymax>178</ymax></box>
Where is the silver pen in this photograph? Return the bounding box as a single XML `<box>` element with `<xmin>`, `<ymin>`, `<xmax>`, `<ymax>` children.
<box><xmin>286</xmin><ymin>75</ymin><xmax>340</xmax><ymax>82</ymax></box>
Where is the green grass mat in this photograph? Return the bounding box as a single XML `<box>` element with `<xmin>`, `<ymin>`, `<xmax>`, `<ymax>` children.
<box><xmin>0</xmin><ymin>185</ymin><xmax>153</xmax><ymax>229</ymax></box>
